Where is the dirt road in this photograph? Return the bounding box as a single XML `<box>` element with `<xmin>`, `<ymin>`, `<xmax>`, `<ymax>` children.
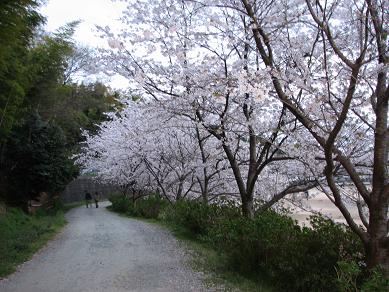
<box><xmin>0</xmin><ymin>202</ymin><xmax>207</xmax><ymax>292</ymax></box>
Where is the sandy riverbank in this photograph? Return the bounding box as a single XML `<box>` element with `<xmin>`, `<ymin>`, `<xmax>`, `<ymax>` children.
<box><xmin>283</xmin><ymin>190</ymin><xmax>364</xmax><ymax>227</ymax></box>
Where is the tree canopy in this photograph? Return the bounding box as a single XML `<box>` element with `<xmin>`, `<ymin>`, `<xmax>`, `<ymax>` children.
<box><xmin>0</xmin><ymin>2</ymin><xmax>119</xmax><ymax>206</ymax></box>
<box><xmin>77</xmin><ymin>0</ymin><xmax>388</xmax><ymax>274</ymax></box>
<box><xmin>0</xmin><ymin>0</ymin><xmax>44</xmax><ymax>140</ymax></box>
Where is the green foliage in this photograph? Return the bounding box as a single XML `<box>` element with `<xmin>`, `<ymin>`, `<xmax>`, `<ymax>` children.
<box><xmin>109</xmin><ymin>194</ymin><xmax>134</xmax><ymax>213</ymax></box>
<box><xmin>22</xmin><ymin>24</ymin><xmax>118</xmax><ymax>142</ymax></box>
<box><xmin>164</xmin><ymin>199</ymin><xmax>240</xmax><ymax>237</ymax></box>
<box><xmin>25</xmin><ymin>22</ymin><xmax>78</xmax><ymax>112</ymax></box>
<box><xmin>4</xmin><ymin>113</ymin><xmax>78</xmax><ymax>205</ymax></box>
<box><xmin>51</xmin><ymin>82</ymin><xmax>119</xmax><ymax>147</ymax></box>
<box><xmin>0</xmin><ymin>0</ymin><xmax>44</xmax><ymax>140</ymax></box>
<box><xmin>361</xmin><ymin>266</ymin><xmax>389</xmax><ymax>292</ymax></box>
<box><xmin>336</xmin><ymin>261</ymin><xmax>362</xmax><ymax>292</ymax></box>
<box><xmin>0</xmin><ymin>20</ymin><xmax>117</xmax><ymax>204</ymax></box>
<box><xmin>0</xmin><ymin>1</ymin><xmax>42</xmax><ymax>51</ymax></box>
<box><xmin>336</xmin><ymin>261</ymin><xmax>389</xmax><ymax>292</ymax></box>
<box><xmin>163</xmin><ymin>219</ymin><xmax>275</xmax><ymax>292</ymax></box>
<box><xmin>207</xmin><ymin>212</ymin><xmax>364</xmax><ymax>291</ymax></box>
<box><xmin>0</xmin><ymin>2</ymin><xmax>119</xmax><ymax>206</ymax></box>
<box><xmin>109</xmin><ymin>197</ymin><xmax>376</xmax><ymax>291</ymax></box>
<box><xmin>133</xmin><ymin>195</ymin><xmax>168</xmax><ymax>219</ymax></box>
<box><xmin>0</xmin><ymin>207</ymin><xmax>66</xmax><ymax>277</ymax></box>
<box><xmin>109</xmin><ymin>194</ymin><xmax>168</xmax><ymax>219</ymax></box>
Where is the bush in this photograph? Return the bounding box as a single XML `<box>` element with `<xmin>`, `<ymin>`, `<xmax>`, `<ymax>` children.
<box><xmin>336</xmin><ymin>261</ymin><xmax>389</xmax><ymax>292</ymax></box>
<box><xmin>336</xmin><ymin>260</ymin><xmax>361</xmax><ymax>292</ymax></box>
<box><xmin>109</xmin><ymin>194</ymin><xmax>134</xmax><ymax>214</ymax></box>
<box><xmin>108</xmin><ymin>196</ymin><xmax>369</xmax><ymax>291</ymax></box>
<box><xmin>361</xmin><ymin>266</ymin><xmax>389</xmax><ymax>292</ymax></box>
<box><xmin>208</xmin><ymin>211</ymin><xmax>299</xmax><ymax>275</ymax></box>
<box><xmin>109</xmin><ymin>194</ymin><xmax>168</xmax><ymax>219</ymax></box>
<box><xmin>207</xmin><ymin>211</ymin><xmax>364</xmax><ymax>291</ymax></box>
<box><xmin>164</xmin><ymin>199</ymin><xmax>240</xmax><ymax>237</ymax></box>
<box><xmin>133</xmin><ymin>195</ymin><xmax>168</xmax><ymax>219</ymax></box>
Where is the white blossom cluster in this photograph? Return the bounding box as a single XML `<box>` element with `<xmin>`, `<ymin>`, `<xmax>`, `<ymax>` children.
<box><xmin>77</xmin><ymin>0</ymin><xmax>386</xmax><ymax>223</ymax></box>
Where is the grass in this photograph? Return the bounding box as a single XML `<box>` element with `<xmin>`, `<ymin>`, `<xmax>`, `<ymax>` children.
<box><xmin>0</xmin><ymin>201</ymin><xmax>82</xmax><ymax>278</ymax></box>
<box><xmin>107</xmin><ymin>206</ymin><xmax>274</xmax><ymax>291</ymax></box>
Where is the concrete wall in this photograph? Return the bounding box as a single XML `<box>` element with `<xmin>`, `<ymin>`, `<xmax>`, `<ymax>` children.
<box><xmin>60</xmin><ymin>176</ymin><xmax>120</xmax><ymax>203</ymax></box>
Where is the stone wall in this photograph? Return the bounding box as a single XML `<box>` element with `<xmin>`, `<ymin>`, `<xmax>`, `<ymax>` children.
<box><xmin>60</xmin><ymin>176</ymin><xmax>120</xmax><ymax>203</ymax></box>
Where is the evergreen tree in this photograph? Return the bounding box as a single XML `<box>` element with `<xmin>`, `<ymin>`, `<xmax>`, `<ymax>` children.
<box><xmin>5</xmin><ymin>113</ymin><xmax>78</xmax><ymax>206</ymax></box>
<box><xmin>0</xmin><ymin>0</ymin><xmax>44</xmax><ymax>141</ymax></box>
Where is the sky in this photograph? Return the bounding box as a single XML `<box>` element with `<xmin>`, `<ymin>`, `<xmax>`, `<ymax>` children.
<box><xmin>39</xmin><ymin>0</ymin><xmax>130</xmax><ymax>89</ymax></box>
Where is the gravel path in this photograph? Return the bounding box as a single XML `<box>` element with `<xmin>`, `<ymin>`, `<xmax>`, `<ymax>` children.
<box><xmin>0</xmin><ymin>202</ymin><xmax>209</xmax><ymax>292</ymax></box>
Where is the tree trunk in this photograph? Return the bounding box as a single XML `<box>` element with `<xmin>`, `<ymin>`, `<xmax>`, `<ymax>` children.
<box><xmin>366</xmin><ymin>194</ymin><xmax>389</xmax><ymax>276</ymax></box>
<box><xmin>195</xmin><ymin>126</ymin><xmax>209</xmax><ymax>204</ymax></box>
<box><xmin>366</xmin><ymin>239</ymin><xmax>389</xmax><ymax>276</ymax></box>
<box><xmin>176</xmin><ymin>180</ymin><xmax>183</xmax><ymax>201</ymax></box>
<box><xmin>242</xmin><ymin>194</ymin><xmax>254</xmax><ymax>218</ymax></box>
<box><xmin>202</xmin><ymin>178</ymin><xmax>208</xmax><ymax>204</ymax></box>
<box><xmin>242</xmin><ymin>0</ymin><xmax>389</xmax><ymax>275</ymax></box>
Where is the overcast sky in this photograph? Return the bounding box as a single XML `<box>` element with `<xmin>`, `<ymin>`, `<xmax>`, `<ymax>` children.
<box><xmin>40</xmin><ymin>0</ymin><xmax>126</xmax><ymax>46</ymax></box>
<box><xmin>40</xmin><ymin>0</ymin><xmax>130</xmax><ymax>89</ymax></box>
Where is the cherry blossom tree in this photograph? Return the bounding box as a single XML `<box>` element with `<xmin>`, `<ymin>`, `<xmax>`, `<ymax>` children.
<box><xmin>93</xmin><ymin>0</ymin><xmax>321</xmax><ymax>218</ymax></box>
<box><xmin>91</xmin><ymin>0</ymin><xmax>388</xmax><ymax>273</ymax></box>
<box><xmin>77</xmin><ymin>0</ymin><xmax>389</xmax><ymax>273</ymax></box>
<box><xmin>76</xmin><ymin>100</ymin><xmax>236</xmax><ymax>203</ymax></box>
<box><xmin>76</xmin><ymin>104</ymin><xmax>152</xmax><ymax>193</ymax></box>
<box><xmin>229</xmin><ymin>0</ymin><xmax>388</xmax><ymax>273</ymax></box>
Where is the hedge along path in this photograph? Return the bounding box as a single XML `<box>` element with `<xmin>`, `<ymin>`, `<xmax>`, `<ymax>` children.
<box><xmin>0</xmin><ymin>201</ymin><xmax>210</xmax><ymax>292</ymax></box>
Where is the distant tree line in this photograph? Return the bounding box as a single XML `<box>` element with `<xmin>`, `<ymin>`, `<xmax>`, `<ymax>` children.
<box><xmin>0</xmin><ymin>0</ymin><xmax>119</xmax><ymax>207</ymax></box>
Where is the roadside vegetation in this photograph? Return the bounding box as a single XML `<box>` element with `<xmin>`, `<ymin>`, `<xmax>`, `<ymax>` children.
<box><xmin>0</xmin><ymin>1</ymin><xmax>121</xmax><ymax>209</ymax></box>
<box><xmin>0</xmin><ymin>206</ymin><xmax>61</xmax><ymax>278</ymax></box>
<box><xmin>1</xmin><ymin>1</ymin><xmax>387</xmax><ymax>290</ymax></box>
<box><xmin>109</xmin><ymin>194</ymin><xmax>388</xmax><ymax>291</ymax></box>
<box><xmin>0</xmin><ymin>1</ymin><xmax>118</xmax><ymax>279</ymax></box>
<box><xmin>0</xmin><ymin>200</ymin><xmax>85</xmax><ymax>278</ymax></box>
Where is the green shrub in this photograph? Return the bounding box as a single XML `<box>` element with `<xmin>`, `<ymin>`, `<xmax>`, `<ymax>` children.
<box><xmin>208</xmin><ymin>211</ymin><xmax>299</xmax><ymax>272</ymax></box>
<box><xmin>336</xmin><ymin>260</ymin><xmax>362</xmax><ymax>291</ymax></box>
<box><xmin>51</xmin><ymin>199</ymin><xmax>65</xmax><ymax>213</ymax></box>
<box><xmin>109</xmin><ymin>193</ymin><xmax>168</xmax><ymax>219</ymax></box>
<box><xmin>336</xmin><ymin>261</ymin><xmax>389</xmax><ymax>292</ymax></box>
<box><xmin>361</xmin><ymin>266</ymin><xmax>389</xmax><ymax>292</ymax></box>
<box><xmin>207</xmin><ymin>211</ymin><xmax>364</xmax><ymax>291</ymax></box>
<box><xmin>108</xmin><ymin>196</ymin><xmax>370</xmax><ymax>291</ymax></box>
<box><xmin>133</xmin><ymin>195</ymin><xmax>168</xmax><ymax>219</ymax></box>
<box><xmin>165</xmin><ymin>200</ymin><xmax>240</xmax><ymax>237</ymax></box>
<box><xmin>109</xmin><ymin>194</ymin><xmax>133</xmax><ymax>213</ymax></box>
<box><xmin>294</xmin><ymin>216</ymin><xmax>364</xmax><ymax>290</ymax></box>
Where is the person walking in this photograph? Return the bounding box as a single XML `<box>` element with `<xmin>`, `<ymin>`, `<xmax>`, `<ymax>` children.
<box><xmin>93</xmin><ymin>191</ymin><xmax>100</xmax><ymax>208</ymax></box>
<box><xmin>85</xmin><ymin>191</ymin><xmax>92</xmax><ymax>208</ymax></box>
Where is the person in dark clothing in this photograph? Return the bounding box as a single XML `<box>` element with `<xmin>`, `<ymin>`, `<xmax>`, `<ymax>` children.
<box><xmin>85</xmin><ymin>191</ymin><xmax>92</xmax><ymax>208</ymax></box>
<box><xmin>93</xmin><ymin>191</ymin><xmax>100</xmax><ymax>208</ymax></box>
